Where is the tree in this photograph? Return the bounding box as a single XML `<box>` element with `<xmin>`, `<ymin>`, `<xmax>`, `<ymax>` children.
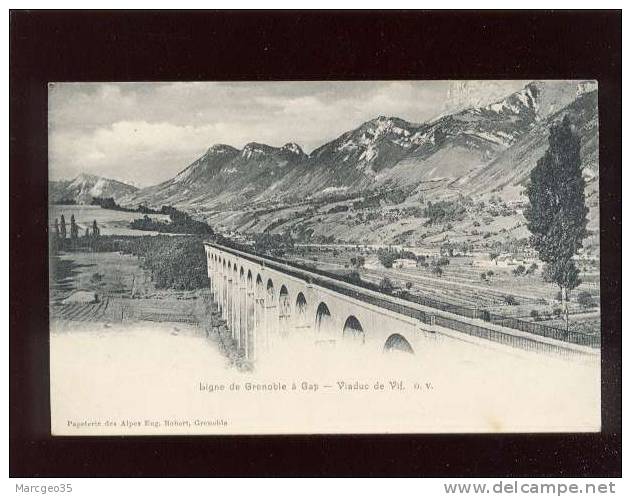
<box><xmin>60</xmin><ymin>214</ymin><xmax>67</xmax><ymax>239</ymax></box>
<box><xmin>92</xmin><ymin>220</ymin><xmax>100</xmax><ymax>238</ymax></box>
<box><xmin>489</xmin><ymin>252</ymin><xmax>499</xmax><ymax>265</ymax></box>
<box><xmin>70</xmin><ymin>214</ymin><xmax>79</xmax><ymax>240</ymax></box>
<box><xmin>577</xmin><ymin>290</ymin><xmax>596</xmax><ymax>309</ymax></box>
<box><xmin>524</xmin><ymin>115</ymin><xmax>588</xmax><ymax>332</ymax></box>
<box><xmin>379</xmin><ymin>277</ymin><xmax>394</xmax><ymax>294</ymax></box>
<box><xmin>430</xmin><ymin>265</ymin><xmax>443</xmax><ymax>277</ymax></box>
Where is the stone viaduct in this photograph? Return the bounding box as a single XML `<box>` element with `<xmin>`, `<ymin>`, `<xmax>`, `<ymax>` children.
<box><xmin>204</xmin><ymin>242</ymin><xmax>435</xmax><ymax>361</ymax></box>
<box><xmin>204</xmin><ymin>242</ymin><xmax>597</xmax><ymax>362</ymax></box>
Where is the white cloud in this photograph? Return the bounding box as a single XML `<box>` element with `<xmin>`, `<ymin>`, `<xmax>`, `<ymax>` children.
<box><xmin>48</xmin><ymin>81</ymin><xmax>531</xmax><ymax>186</ymax></box>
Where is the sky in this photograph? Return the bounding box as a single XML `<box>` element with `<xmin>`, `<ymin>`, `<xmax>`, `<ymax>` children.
<box><xmin>48</xmin><ymin>80</ymin><xmax>530</xmax><ymax>186</ymax></box>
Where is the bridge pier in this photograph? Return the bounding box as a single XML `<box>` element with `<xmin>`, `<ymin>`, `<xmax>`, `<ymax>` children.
<box><xmin>246</xmin><ymin>290</ymin><xmax>255</xmax><ymax>360</ymax></box>
<box><xmin>238</xmin><ymin>278</ymin><xmax>247</xmax><ymax>354</ymax></box>
<box><xmin>265</xmin><ymin>304</ymin><xmax>278</xmax><ymax>350</ymax></box>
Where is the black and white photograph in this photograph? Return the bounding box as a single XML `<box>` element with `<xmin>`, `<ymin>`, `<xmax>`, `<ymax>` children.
<box><xmin>10</xmin><ymin>8</ymin><xmax>621</xmax><ymax>479</ymax></box>
<box><xmin>48</xmin><ymin>80</ymin><xmax>602</xmax><ymax>434</ymax></box>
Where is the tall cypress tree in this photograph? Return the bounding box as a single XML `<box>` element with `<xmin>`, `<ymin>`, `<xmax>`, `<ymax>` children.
<box><xmin>60</xmin><ymin>214</ymin><xmax>67</xmax><ymax>239</ymax></box>
<box><xmin>524</xmin><ymin>115</ymin><xmax>588</xmax><ymax>332</ymax></box>
<box><xmin>70</xmin><ymin>214</ymin><xmax>79</xmax><ymax>240</ymax></box>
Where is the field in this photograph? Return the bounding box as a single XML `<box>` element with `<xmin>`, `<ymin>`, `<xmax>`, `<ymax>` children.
<box><xmin>50</xmin><ymin>249</ymin><xmax>210</xmax><ymax>326</ymax></box>
<box><xmin>286</xmin><ymin>245</ymin><xmax>601</xmax><ymax>336</ymax></box>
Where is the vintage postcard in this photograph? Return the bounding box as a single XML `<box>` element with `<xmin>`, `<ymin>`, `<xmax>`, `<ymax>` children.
<box><xmin>48</xmin><ymin>80</ymin><xmax>601</xmax><ymax>435</ymax></box>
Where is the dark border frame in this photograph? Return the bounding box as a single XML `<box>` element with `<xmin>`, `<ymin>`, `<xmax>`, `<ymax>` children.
<box><xmin>10</xmin><ymin>10</ymin><xmax>622</xmax><ymax>477</ymax></box>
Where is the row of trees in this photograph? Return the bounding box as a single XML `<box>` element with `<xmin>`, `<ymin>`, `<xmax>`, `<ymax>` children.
<box><xmin>91</xmin><ymin>196</ymin><xmax>162</xmax><ymax>215</ymax></box>
<box><xmin>129</xmin><ymin>207</ymin><xmax>214</xmax><ymax>235</ymax></box>
<box><xmin>52</xmin><ymin>215</ymin><xmax>101</xmax><ymax>240</ymax></box>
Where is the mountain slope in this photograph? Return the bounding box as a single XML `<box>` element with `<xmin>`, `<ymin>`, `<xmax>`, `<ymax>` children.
<box><xmin>122</xmin><ymin>142</ymin><xmax>308</xmax><ymax>209</ymax></box>
<box><xmin>121</xmin><ymin>80</ymin><xmax>597</xmax><ymax>213</ymax></box>
<box><xmin>50</xmin><ymin>173</ymin><xmax>138</xmax><ymax>204</ymax></box>
<box><xmin>464</xmin><ymin>89</ymin><xmax>599</xmax><ymax>198</ymax></box>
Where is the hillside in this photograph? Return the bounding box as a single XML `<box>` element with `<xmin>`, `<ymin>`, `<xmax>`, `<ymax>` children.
<box><xmin>122</xmin><ymin>81</ymin><xmax>593</xmax><ymax>209</ymax></box>
<box><xmin>115</xmin><ymin>80</ymin><xmax>598</xmax><ymax>248</ymax></box>
<box><xmin>50</xmin><ymin>173</ymin><xmax>138</xmax><ymax>204</ymax></box>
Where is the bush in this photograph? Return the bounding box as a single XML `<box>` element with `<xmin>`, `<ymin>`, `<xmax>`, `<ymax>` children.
<box><xmin>525</xmin><ymin>262</ymin><xmax>539</xmax><ymax>275</ymax></box>
<box><xmin>480</xmin><ymin>272</ymin><xmax>487</xmax><ymax>281</ymax></box>
<box><xmin>503</xmin><ymin>295</ymin><xmax>518</xmax><ymax>306</ymax></box>
<box><xmin>512</xmin><ymin>265</ymin><xmax>526</xmax><ymax>276</ymax></box>
<box><xmin>530</xmin><ymin>309</ymin><xmax>540</xmax><ymax>320</ymax></box>
<box><xmin>577</xmin><ymin>291</ymin><xmax>596</xmax><ymax>308</ymax></box>
<box><xmin>377</xmin><ymin>248</ymin><xmax>416</xmax><ymax>268</ymax></box>
<box><xmin>328</xmin><ymin>205</ymin><xmax>349</xmax><ymax>214</ymax></box>
<box><xmin>431</xmin><ymin>265</ymin><xmax>443</xmax><ymax>277</ymax></box>
<box><xmin>130</xmin><ymin>207</ymin><xmax>214</xmax><ymax>235</ymax></box>
<box><xmin>422</xmin><ymin>200</ymin><xmax>466</xmax><ymax>225</ymax></box>
<box><xmin>486</xmin><ymin>270</ymin><xmax>494</xmax><ymax>277</ymax></box>
<box><xmin>350</xmin><ymin>256</ymin><xmax>365</xmax><ymax>268</ymax></box>
<box><xmin>553</xmin><ymin>307</ymin><xmax>562</xmax><ymax>317</ymax></box>
<box><xmin>379</xmin><ymin>277</ymin><xmax>395</xmax><ymax>294</ymax></box>
<box><xmin>346</xmin><ymin>271</ymin><xmax>363</xmax><ymax>285</ymax></box>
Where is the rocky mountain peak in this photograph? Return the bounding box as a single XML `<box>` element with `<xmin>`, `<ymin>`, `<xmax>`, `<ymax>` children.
<box><xmin>281</xmin><ymin>142</ymin><xmax>305</xmax><ymax>156</ymax></box>
<box><xmin>71</xmin><ymin>172</ymin><xmax>101</xmax><ymax>185</ymax></box>
<box><xmin>241</xmin><ymin>142</ymin><xmax>277</xmax><ymax>159</ymax></box>
<box><xmin>206</xmin><ymin>144</ymin><xmax>239</xmax><ymax>155</ymax></box>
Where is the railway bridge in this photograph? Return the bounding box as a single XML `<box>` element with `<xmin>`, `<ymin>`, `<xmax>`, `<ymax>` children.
<box><xmin>204</xmin><ymin>242</ymin><xmax>596</xmax><ymax>362</ymax></box>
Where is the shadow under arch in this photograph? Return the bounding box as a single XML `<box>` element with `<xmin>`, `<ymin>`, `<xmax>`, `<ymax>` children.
<box><xmin>383</xmin><ymin>333</ymin><xmax>414</xmax><ymax>354</ymax></box>
<box><xmin>342</xmin><ymin>315</ymin><xmax>365</xmax><ymax>344</ymax></box>
<box><xmin>295</xmin><ymin>292</ymin><xmax>308</xmax><ymax>329</ymax></box>
<box><xmin>278</xmin><ymin>285</ymin><xmax>291</xmax><ymax>335</ymax></box>
<box><xmin>315</xmin><ymin>302</ymin><xmax>333</xmax><ymax>335</ymax></box>
<box><xmin>266</xmin><ymin>278</ymin><xmax>275</xmax><ymax>303</ymax></box>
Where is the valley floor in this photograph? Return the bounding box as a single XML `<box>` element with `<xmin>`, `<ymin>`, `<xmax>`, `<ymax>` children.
<box><xmin>285</xmin><ymin>246</ymin><xmax>601</xmax><ymax>337</ymax></box>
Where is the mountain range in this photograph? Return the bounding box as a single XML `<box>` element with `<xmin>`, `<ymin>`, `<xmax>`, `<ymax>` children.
<box><xmin>118</xmin><ymin>80</ymin><xmax>598</xmax><ymax>212</ymax></box>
